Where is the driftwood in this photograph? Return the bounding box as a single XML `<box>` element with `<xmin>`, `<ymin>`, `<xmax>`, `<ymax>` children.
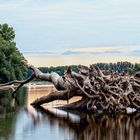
<box><xmin>1</xmin><ymin>64</ymin><xmax>140</xmax><ymax>113</ymax></box>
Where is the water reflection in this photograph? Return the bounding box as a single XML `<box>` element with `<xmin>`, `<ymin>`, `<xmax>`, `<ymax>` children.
<box><xmin>0</xmin><ymin>88</ymin><xmax>27</xmax><ymax>140</ymax></box>
<box><xmin>33</xmin><ymin>107</ymin><xmax>140</xmax><ymax>140</ymax></box>
<box><xmin>0</xmin><ymin>87</ymin><xmax>140</xmax><ymax>140</ymax></box>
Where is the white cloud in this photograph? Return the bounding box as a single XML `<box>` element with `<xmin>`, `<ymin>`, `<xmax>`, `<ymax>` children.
<box><xmin>61</xmin><ymin>45</ymin><xmax>140</xmax><ymax>56</ymax></box>
<box><xmin>72</xmin><ymin>46</ymin><xmax>123</xmax><ymax>53</ymax></box>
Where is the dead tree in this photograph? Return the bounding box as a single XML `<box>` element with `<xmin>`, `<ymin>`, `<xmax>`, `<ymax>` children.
<box><xmin>0</xmin><ymin>64</ymin><xmax>140</xmax><ymax>113</ymax></box>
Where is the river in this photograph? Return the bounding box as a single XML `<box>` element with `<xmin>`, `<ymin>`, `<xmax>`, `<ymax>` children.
<box><xmin>0</xmin><ymin>86</ymin><xmax>140</xmax><ymax>140</ymax></box>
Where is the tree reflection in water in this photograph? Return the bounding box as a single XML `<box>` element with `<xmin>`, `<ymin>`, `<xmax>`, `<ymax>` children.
<box><xmin>1</xmin><ymin>87</ymin><xmax>140</xmax><ymax>140</ymax></box>
<box><xmin>0</xmin><ymin>88</ymin><xmax>27</xmax><ymax>140</ymax></box>
<box><xmin>30</xmin><ymin>106</ymin><xmax>140</xmax><ymax>140</ymax></box>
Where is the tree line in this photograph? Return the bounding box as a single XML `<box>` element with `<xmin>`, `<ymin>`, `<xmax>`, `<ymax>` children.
<box><xmin>37</xmin><ymin>62</ymin><xmax>140</xmax><ymax>77</ymax></box>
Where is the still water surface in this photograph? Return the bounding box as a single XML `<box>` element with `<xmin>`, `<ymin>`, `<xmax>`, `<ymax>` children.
<box><xmin>0</xmin><ymin>86</ymin><xmax>140</xmax><ymax>140</ymax></box>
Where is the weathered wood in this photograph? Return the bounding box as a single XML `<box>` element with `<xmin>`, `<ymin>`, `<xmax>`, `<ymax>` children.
<box><xmin>1</xmin><ymin>64</ymin><xmax>140</xmax><ymax>113</ymax></box>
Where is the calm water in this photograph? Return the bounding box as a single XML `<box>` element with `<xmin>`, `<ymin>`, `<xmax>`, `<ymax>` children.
<box><xmin>0</xmin><ymin>86</ymin><xmax>140</xmax><ymax>140</ymax></box>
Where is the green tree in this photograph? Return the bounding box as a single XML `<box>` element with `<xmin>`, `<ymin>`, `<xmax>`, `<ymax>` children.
<box><xmin>0</xmin><ymin>23</ymin><xmax>27</xmax><ymax>83</ymax></box>
<box><xmin>0</xmin><ymin>23</ymin><xmax>15</xmax><ymax>42</ymax></box>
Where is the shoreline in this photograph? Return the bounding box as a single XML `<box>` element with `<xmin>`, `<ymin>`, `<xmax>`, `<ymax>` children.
<box><xmin>25</xmin><ymin>83</ymin><xmax>54</xmax><ymax>89</ymax></box>
<box><xmin>0</xmin><ymin>84</ymin><xmax>54</xmax><ymax>91</ymax></box>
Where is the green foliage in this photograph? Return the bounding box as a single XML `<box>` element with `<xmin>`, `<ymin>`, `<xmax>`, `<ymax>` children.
<box><xmin>94</xmin><ymin>62</ymin><xmax>140</xmax><ymax>74</ymax></box>
<box><xmin>134</xmin><ymin>63</ymin><xmax>140</xmax><ymax>72</ymax></box>
<box><xmin>38</xmin><ymin>65</ymin><xmax>79</xmax><ymax>76</ymax></box>
<box><xmin>0</xmin><ymin>23</ymin><xmax>15</xmax><ymax>42</ymax></box>
<box><xmin>94</xmin><ymin>61</ymin><xmax>135</xmax><ymax>74</ymax></box>
<box><xmin>0</xmin><ymin>23</ymin><xmax>27</xmax><ymax>82</ymax></box>
<box><xmin>37</xmin><ymin>62</ymin><xmax>140</xmax><ymax>77</ymax></box>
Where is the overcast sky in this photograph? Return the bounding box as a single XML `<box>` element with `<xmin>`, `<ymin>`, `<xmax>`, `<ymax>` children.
<box><xmin>0</xmin><ymin>0</ymin><xmax>140</xmax><ymax>57</ymax></box>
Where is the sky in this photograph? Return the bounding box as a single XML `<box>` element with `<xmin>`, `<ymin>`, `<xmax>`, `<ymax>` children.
<box><xmin>0</xmin><ymin>0</ymin><xmax>140</xmax><ymax>65</ymax></box>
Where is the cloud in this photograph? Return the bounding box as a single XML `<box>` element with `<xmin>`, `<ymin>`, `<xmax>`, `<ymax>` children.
<box><xmin>23</xmin><ymin>50</ymin><xmax>55</xmax><ymax>56</ymax></box>
<box><xmin>62</xmin><ymin>46</ymin><xmax>122</xmax><ymax>55</ymax></box>
<box><xmin>62</xmin><ymin>46</ymin><xmax>140</xmax><ymax>56</ymax></box>
<box><xmin>132</xmin><ymin>50</ymin><xmax>140</xmax><ymax>53</ymax></box>
<box><xmin>62</xmin><ymin>51</ymin><xmax>81</xmax><ymax>55</ymax></box>
<box><xmin>22</xmin><ymin>45</ymin><xmax>140</xmax><ymax>57</ymax></box>
<box><xmin>130</xmin><ymin>50</ymin><xmax>140</xmax><ymax>56</ymax></box>
<box><xmin>72</xmin><ymin>46</ymin><xmax>122</xmax><ymax>53</ymax></box>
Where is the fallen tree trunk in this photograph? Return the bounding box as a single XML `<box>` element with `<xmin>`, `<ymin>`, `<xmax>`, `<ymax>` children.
<box><xmin>1</xmin><ymin>64</ymin><xmax>140</xmax><ymax>113</ymax></box>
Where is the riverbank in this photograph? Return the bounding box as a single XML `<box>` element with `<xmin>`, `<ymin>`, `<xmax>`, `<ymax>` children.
<box><xmin>0</xmin><ymin>83</ymin><xmax>54</xmax><ymax>91</ymax></box>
